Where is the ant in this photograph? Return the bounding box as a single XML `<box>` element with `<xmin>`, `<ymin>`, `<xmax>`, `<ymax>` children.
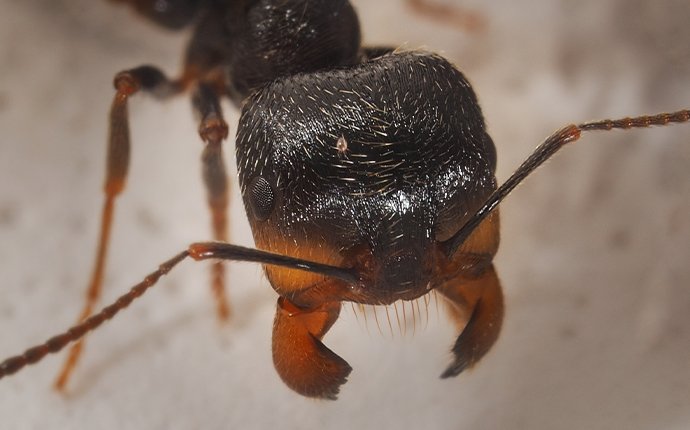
<box><xmin>0</xmin><ymin>0</ymin><xmax>688</xmax><ymax>403</ymax></box>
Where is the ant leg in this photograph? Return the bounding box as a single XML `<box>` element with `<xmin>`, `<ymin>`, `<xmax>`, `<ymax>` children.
<box><xmin>272</xmin><ymin>297</ymin><xmax>351</xmax><ymax>400</ymax></box>
<box><xmin>54</xmin><ymin>66</ymin><xmax>188</xmax><ymax>391</ymax></box>
<box><xmin>437</xmin><ymin>264</ymin><xmax>504</xmax><ymax>378</ymax></box>
<box><xmin>406</xmin><ymin>0</ymin><xmax>486</xmax><ymax>33</ymax></box>
<box><xmin>192</xmin><ymin>83</ymin><xmax>231</xmax><ymax>320</ymax></box>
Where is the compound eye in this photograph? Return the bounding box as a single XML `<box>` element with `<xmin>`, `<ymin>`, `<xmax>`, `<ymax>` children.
<box><xmin>248</xmin><ymin>176</ymin><xmax>276</xmax><ymax>221</ymax></box>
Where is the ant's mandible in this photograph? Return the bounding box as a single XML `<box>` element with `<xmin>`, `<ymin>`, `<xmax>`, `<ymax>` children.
<box><xmin>0</xmin><ymin>0</ymin><xmax>688</xmax><ymax>400</ymax></box>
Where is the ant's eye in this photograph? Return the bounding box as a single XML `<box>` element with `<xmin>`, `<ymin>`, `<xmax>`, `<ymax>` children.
<box><xmin>249</xmin><ymin>176</ymin><xmax>276</xmax><ymax>221</ymax></box>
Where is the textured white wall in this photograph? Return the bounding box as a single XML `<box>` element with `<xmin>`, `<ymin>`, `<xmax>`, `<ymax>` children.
<box><xmin>0</xmin><ymin>1</ymin><xmax>688</xmax><ymax>429</ymax></box>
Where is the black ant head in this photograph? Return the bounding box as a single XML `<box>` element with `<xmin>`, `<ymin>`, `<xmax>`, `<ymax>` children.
<box><xmin>236</xmin><ymin>52</ymin><xmax>497</xmax><ymax>303</ymax></box>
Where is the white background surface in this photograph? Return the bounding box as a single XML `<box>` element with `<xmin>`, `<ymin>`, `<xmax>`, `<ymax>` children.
<box><xmin>0</xmin><ymin>1</ymin><xmax>689</xmax><ymax>429</ymax></box>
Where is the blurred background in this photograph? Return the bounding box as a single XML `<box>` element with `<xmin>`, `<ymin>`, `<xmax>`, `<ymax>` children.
<box><xmin>0</xmin><ymin>1</ymin><xmax>688</xmax><ymax>429</ymax></box>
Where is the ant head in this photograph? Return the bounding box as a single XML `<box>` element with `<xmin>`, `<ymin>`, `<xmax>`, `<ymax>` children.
<box><xmin>236</xmin><ymin>52</ymin><xmax>497</xmax><ymax>302</ymax></box>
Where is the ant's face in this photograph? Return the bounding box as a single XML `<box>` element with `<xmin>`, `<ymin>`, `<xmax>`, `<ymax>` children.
<box><xmin>236</xmin><ymin>53</ymin><xmax>497</xmax><ymax>303</ymax></box>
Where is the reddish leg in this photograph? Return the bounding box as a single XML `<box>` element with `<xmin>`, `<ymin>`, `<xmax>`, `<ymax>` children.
<box><xmin>438</xmin><ymin>264</ymin><xmax>504</xmax><ymax>378</ymax></box>
<box><xmin>54</xmin><ymin>66</ymin><xmax>188</xmax><ymax>391</ymax></box>
<box><xmin>192</xmin><ymin>82</ymin><xmax>231</xmax><ymax>320</ymax></box>
<box><xmin>272</xmin><ymin>297</ymin><xmax>351</xmax><ymax>400</ymax></box>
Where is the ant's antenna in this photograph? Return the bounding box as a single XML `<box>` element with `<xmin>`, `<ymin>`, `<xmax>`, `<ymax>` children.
<box><xmin>0</xmin><ymin>242</ymin><xmax>359</xmax><ymax>380</ymax></box>
<box><xmin>444</xmin><ymin>109</ymin><xmax>690</xmax><ymax>257</ymax></box>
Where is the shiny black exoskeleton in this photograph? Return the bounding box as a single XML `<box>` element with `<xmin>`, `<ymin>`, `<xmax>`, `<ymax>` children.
<box><xmin>121</xmin><ymin>0</ymin><xmax>362</xmax><ymax>102</ymax></box>
<box><xmin>0</xmin><ymin>0</ymin><xmax>505</xmax><ymax>401</ymax></box>
<box><xmin>5</xmin><ymin>0</ymin><xmax>683</xmax><ymax>402</ymax></box>
<box><xmin>237</xmin><ymin>52</ymin><xmax>498</xmax><ymax>303</ymax></box>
